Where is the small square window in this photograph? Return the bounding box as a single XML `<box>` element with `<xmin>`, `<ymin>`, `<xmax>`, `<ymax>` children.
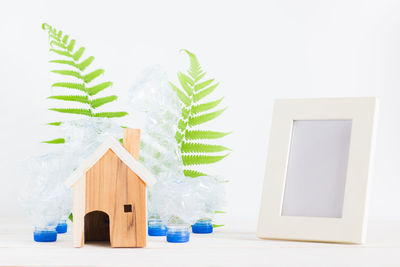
<box><xmin>124</xmin><ymin>204</ymin><xmax>132</xmax><ymax>213</ymax></box>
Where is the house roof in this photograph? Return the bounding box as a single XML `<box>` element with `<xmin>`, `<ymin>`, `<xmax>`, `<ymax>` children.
<box><xmin>64</xmin><ymin>136</ymin><xmax>156</xmax><ymax>187</ymax></box>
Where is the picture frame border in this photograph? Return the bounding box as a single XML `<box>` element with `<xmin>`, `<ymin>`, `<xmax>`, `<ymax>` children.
<box><xmin>257</xmin><ymin>97</ymin><xmax>378</xmax><ymax>244</ymax></box>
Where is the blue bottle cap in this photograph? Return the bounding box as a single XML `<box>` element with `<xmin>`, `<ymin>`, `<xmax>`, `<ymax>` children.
<box><xmin>34</xmin><ymin>229</ymin><xmax>57</xmax><ymax>242</ymax></box>
<box><xmin>56</xmin><ymin>222</ymin><xmax>68</xmax><ymax>234</ymax></box>
<box><xmin>148</xmin><ymin>225</ymin><xmax>167</xmax><ymax>236</ymax></box>
<box><xmin>192</xmin><ymin>220</ymin><xmax>213</xmax><ymax>234</ymax></box>
<box><xmin>166</xmin><ymin>226</ymin><xmax>190</xmax><ymax>243</ymax></box>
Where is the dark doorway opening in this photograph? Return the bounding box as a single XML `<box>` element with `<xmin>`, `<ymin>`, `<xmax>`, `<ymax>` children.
<box><xmin>84</xmin><ymin>210</ymin><xmax>110</xmax><ymax>244</ymax></box>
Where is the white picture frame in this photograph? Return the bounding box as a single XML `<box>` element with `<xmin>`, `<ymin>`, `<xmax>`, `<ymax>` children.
<box><xmin>257</xmin><ymin>97</ymin><xmax>378</xmax><ymax>244</ymax></box>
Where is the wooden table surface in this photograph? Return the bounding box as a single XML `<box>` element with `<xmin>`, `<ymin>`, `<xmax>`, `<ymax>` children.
<box><xmin>0</xmin><ymin>220</ymin><xmax>399</xmax><ymax>266</ymax></box>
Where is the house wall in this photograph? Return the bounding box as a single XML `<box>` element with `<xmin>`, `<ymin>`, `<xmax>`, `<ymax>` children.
<box><xmin>85</xmin><ymin>149</ymin><xmax>146</xmax><ymax>247</ymax></box>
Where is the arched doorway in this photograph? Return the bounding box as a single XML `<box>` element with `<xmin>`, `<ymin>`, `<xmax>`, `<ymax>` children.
<box><xmin>84</xmin><ymin>211</ymin><xmax>110</xmax><ymax>244</ymax></box>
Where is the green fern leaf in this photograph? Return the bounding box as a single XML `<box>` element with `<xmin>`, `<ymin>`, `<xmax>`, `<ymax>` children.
<box><xmin>182</xmin><ymin>154</ymin><xmax>229</xmax><ymax>166</ymax></box>
<box><xmin>94</xmin><ymin>111</ymin><xmax>128</xmax><ymax>118</ymax></box>
<box><xmin>48</xmin><ymin>122</ymin><xmax>62</xmax><ymax>126</ymax></box>
<box><xmin>175</xmin><ymin>132</ymin><xmax>184</xmax><ymax>144</ymax></box>
<box><xmin>77</xmin><ymin>56</ymin><xmax>94</xmax><ymax>71</ymax></box>
<box><xmin>191</xmin><ymin>98</ymin><xmax>223</xmax><ymax>114</ymax></box>
<box><xmin>67</xmin><ymin>39</ymin><xmax>75</xmax><ymax>52</ymax></box>
<box><xmin>194</xmin><ymin>79</ymin><xmax>214</xmax><ymax>91</ymax></box>
<box><xmin>195</xmin><ymin>72</ymin><xmax>206</xmax><ymax>82</ymax></box>
<box><xmin>170</xmin><ymin>82</ymin><xmax>190</xmax><ymax>106</ymax></box>
<box><xmin>188</xmin><ymin>108</ymin><xmax>226</xmax><ymax>127</ymax></box>
<box><xmin>90</xmin><ymin>95</ymin><xmax>117</xmax><ymax>109</ymax></box>
<box><xmin>62</xmin><ymin>35</ymin><xmax>69</xmax><ymax>44</ymax></box>
<box><xmin>183</xmin><ymin>169</ymin><xmax>208</xmax><ymax>178</ymax></box>
<box><xmin>49</xmin><ymin>48</ymin><xmax>72</xmax><ymax>58</ymax></box>
<box><xmin>87</xmin><ymin>81</ymin><xmax>112</xmax><ymax>96</ymax></box>
<box><xmin>51</xmin><ymin>70</ymin><xmax>82</xmax><ymax>79</ymax></box>
<box><xmin>49</xmin><ymin>108</ymin><xmax>93</xmax><ymax>116</ymax></box>
<box><xmin>183</xmin><ymin>49</ymin><xmax>202</xmax><ymax>80</ymax></box>
<box><xmin>193</xmin><ymin>83</ymin><xmax>219</xmax><ymax>103</ymax></box>
<box><xmin>181</xmin><ymin>142</ymin><xmax>230</xmax><ymax>153</ymax></box>
<box><xmin>48</xmin><ymin>95</ymin><xmax>89</xmax><ymax>104</ymax></box>
<box><xmin>185</xmin><ymin>130</ymin><xmax>231</xmax><ymax>140</ymax></box>
<box><xmin>72</xmin><ymin>47</ymin><xmax>85</xmax><ymax>61</ymax></box>
<box><xmin>42</xmin><ymin>138</ymin><xmax>65</xmax><ymax>144</ymax></box>
<box><xmin>52</xmin><ymin>82</ymin><xmax>86</xmax><ymax>93</ymax></box>
<box><xmin>43</xmin><ymin>23</ymin><xmax>128</xmax><ymax>144</ymax></box>
<box><xmin>50</xmin><ymin>41</ymin><xmax>66</xmax><ymax>49</ymax></box>
<box><xmin>49</xmin><ymin>59</ymin><xmax>77</xmax><ymax>69</ymax></box>
<box><xmin>84</xmin><ymin>69</ymin><xmax>104</xmax><ymax>83</ymax></box>
<box><xmin>177</xmin><ymin>119</ymin><xmax>187</xmax><ymax>132</ymax></box>
<box><xmin>178</xmin><ymin>72</ymin><xmax>193</xmax><ymax>96</ymax></box>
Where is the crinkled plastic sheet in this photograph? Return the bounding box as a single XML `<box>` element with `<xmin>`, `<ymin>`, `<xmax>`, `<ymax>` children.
<box><xmin>20</xmin><ymin>118</ymin><xmax>124</xmax><ymax>229</ymax></box>
<box><xmin>129</xmin><ymin>65</ymin><xmax>226</xmax><ymax>225</ymax></box>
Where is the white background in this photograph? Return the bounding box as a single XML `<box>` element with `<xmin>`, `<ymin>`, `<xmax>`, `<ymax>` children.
<box><xmin>0</xmin><ymin>0</ymin><xmax>400</xmax><ymax>232</ymax></box>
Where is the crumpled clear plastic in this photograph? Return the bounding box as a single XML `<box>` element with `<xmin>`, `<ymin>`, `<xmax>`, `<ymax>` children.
<box><xmin>128</xmin><ymin>65</ymin><xmax>225</xmax><ymax>225</ymax></box>
<box><xmin>20</xmin><ymin>118</ymin><xmax>124</xmax><ymax>231</ymax></box>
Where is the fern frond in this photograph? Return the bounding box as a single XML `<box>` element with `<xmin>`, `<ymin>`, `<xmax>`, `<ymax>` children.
<box><xmin>62</xmin><ymin>35</ymin><xmax>69</xmax><ymax>44</ymax></box>
<box><xmin>84</xmin><ymin>69</ymin><xmax>104</xmax><ymax>83</ymax></box>
<box><xmin>87</xmin><ymin>81</ymin><xmax>112</xmax><ymax>96</ymax></box>
<box><xmin>188</xmin><ymin>108</ymin><xmax>226</xmax><ymax>127</ymax></box>
<box><xmin>170</xmin><ymin>82</ymin><xmax>190</xmax><ymax>106</ymax></box>
<box><xmin>178</xmin><ymin>72</ymin><xmax>193</xmax><ymax>96</ymax></box>
<box><xmin>77</xmin><ymin>56</ymin><xmax>94</xmax><ymax>71</ymax></box>
<box><xmin>48</xmin><ymin>122</ymin><xmax>62</xmax><ymax>126</ymax></box>
<box><xmin>191</xmin><ymin>98</ymin><xmax>223</xmax><ymax>115</ymax></box>
<box><xmin>50</xmin><ymin>41</ymin><xmax>66</xmax><ymax>49</ymax></box>
<box><xmin>94</xmin><ymin>111</ymin><xmax>128</xmax><ymax>118</ymax></box>
<box><xmin>195</xmin><ymin>72</ymin><xmax>206</xmax><ymax>82</ymax></box>
<box><xmin>183</xmin><ymin>169</ymin><xmax>208</xmax><ymax>178</ymax></box>
<box><xmin>183</xmin><ymin>49</ymin><xmax>202</xmax><ymax>80</ymax></box>
<box><xmin>67</xmin><ymin>39</ymin><xmax>75</xmax><ymax>52</ymax></box>
<box><xmin>52</xmin><ymin>82</ymin><xmax>86</xmax><ymax>93</ymax></box>
<box><xmin>49</xmin><ymin>48</ymin><xmax>72</xmax><ymax>58</ymax></box>
<box><xmin>43</xmin><ymin>23</ymin><xmax>128</xmax><ymax>145</ymax></box>
<box><xmin>90</xmin><ymin>95</ymin><xmax>118</xmax><ymax>108</ymax></box>
<box><xmin>42</xmin><ymin>138</ymin><xmax>65</xmax><ymax>144</ymax></box>
<box><xmin>194</xmin><ymin>79</ymin><xmax>214</xmax><ymax>91</ymax></box>
<box><xmin>48</xmin><ymin>95</ymin><xmax>89</xmax><ymax>104</ymax></box>
<box><xmin>193</xmin><ymin>83</ymin><xmax>219</xmax><ymax>103</ymax></box>
<box><xmin>172</xmin><ymin>50</ymin><xmax>231</xmax><ymax>178</ymax></box>
<box><xmin>51</xmin><ymin>70</ymin><xmax>82</xmax><ymax>79</ymax></box>
<box><xmin>182</xmin><ymin>154</ymin><xmax>229</xmax><ymax>166</ymax></box>
<box><xmin>49</xmin><ymin>59</ymin><xmax>77</xmax><ymax>68</ymax></box>
<box><xmin>181</xmin><ymin>142</ymin><xmax>230</xmax><ymax>153</ymax></box>
<box><xmin>72</xmin><ymin>47</ymin><xmax>85</xmax><ymax>61</ymax></box>
<box><xmin>185</xmin><ymin>130</ymin><xmax>231</xmax><ymax>140</ymax></box>
<box><xmin>49</xmin><ymin>108</ymin><xmax>92</xmax><ymax>116</ymax></box>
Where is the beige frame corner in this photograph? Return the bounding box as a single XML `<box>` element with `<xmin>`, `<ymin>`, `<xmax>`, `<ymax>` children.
<box><xmin>257</xmin><ymin>97</ymin><xmax>378</xmax><ymax>244</ymax></box>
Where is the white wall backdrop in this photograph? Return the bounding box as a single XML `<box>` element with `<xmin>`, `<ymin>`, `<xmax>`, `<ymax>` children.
<box><xmin>1</xmin><ymin>0</ymin><xmax>400</xmax><ymax>231</ymax></box>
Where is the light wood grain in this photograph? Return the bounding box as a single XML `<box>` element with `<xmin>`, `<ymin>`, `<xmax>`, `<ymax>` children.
<box><xmin>72</xmin><ymin>175</ymin><xmax>85</xmax><ymax>248</ymax></box>
<box><xmin>72</xmin><ymin>128</ymin><xmax>146</xmax><ymax>248</ymax></box>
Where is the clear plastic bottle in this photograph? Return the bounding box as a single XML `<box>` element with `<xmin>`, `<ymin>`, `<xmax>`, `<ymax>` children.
<box><xmin>166</xmin><ymin>224</ymin><xmax>190</xmax><ymax>243</ymax></box>
<box><xmin>192</xmin><ymin>219</ymin><xmax>213</xmax><ymax>234</ymax></box>
<box><xmin>56</xmin><ymin>219</ymin><xmax>68</xmax><ymax>234</ymax></box>
<box><xmin>34</xmin><ymin>226</ymin><xmax>57</xmax><ymax>242</ymax></box>
<box><xmin>148</xmin><ymin>218</ymin><xmax>167</xmax><ymax>236</ymax></box>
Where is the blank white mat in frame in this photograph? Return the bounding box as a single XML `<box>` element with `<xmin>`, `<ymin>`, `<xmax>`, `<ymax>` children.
<box><xmin>281</xmin><ymin>120</ymin><xmax>352</xmax><ymax>218</ymax></box>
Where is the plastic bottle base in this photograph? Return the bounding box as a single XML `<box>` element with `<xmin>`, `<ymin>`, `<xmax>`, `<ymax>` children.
<box><xmin>34</xmin><ymin>230</ymin><xmax>57</xmax><ymax>242</ymax></box>
<box><xmin>148</xmin><ymin>226</ymin><xmax>167</xmax><ymax>236</ymax></box>
<box><xmin>166</xmin><ymin>232</ymin><xmax>190</xmax><ymax>243</ymax></box>
<box><xmin>192</xmin><ymin>225</ymin><xmax>213</xmax><ymax>234</ymax></box>
<box><xmin>56</xmin><ymin>222</ymin><xmax>68</xmax><ymax>234</ymax></box>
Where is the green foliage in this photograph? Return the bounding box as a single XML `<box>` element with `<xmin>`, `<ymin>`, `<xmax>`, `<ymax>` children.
<box><xmin>42</xmin><ymin>23</ymin><xmax>128</xmax><ymax>143</ymax></box>
<box><xmin>171</xmin><ymin>50</ymin><xmax>230</xmax><ymax>177</ymax></box>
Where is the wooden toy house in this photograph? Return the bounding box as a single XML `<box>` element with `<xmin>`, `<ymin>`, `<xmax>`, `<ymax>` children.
<box><xmin>64</xmin><ymin>129</ymin><xmax>156</xmax><ymax>248</ymax></box>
